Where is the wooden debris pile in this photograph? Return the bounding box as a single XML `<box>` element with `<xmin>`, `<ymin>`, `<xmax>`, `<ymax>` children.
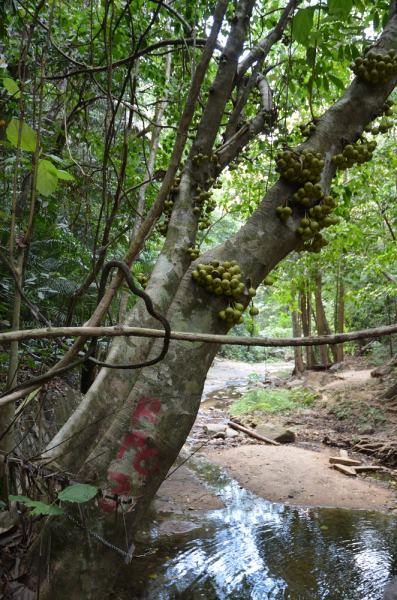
<box><xmin>327</xmin><ymin>447</ymin><xmax>395</xmax><ymax>478</ymax></box>
<box><xmin>324</xmin><ymin>434</ymin><xmax>397</xmax><ymax>467</ymax></box>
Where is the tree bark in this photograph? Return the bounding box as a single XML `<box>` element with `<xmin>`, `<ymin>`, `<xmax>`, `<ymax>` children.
<box><xmin>337</xmin><ymin>281</ymin><xmax>345</xmax><ymax>362</ymax></box>
<box><xmin>300</xmin><ymin>288</ymin><xmax>317</xmax><ymax>367</ymax></box>
<box><xmin>314</xmin><ymin>269</ymin><xmax>330</xmax><ymax>364</ymax></box>
<box><xmin>292</xmin><ymin>290</ymin><xmax>304</xmax><ymax>374</ymax></box>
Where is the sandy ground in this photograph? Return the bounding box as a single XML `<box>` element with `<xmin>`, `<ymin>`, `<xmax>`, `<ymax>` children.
<box><xmin>154</xmin><ymin>465</ymin><xmax>224</xmax><ymax>514</ymax></box>
<box><xmin>205</xmin><ymin>445</ymin><xmax>395</xmax><ymax>510</ymax></box>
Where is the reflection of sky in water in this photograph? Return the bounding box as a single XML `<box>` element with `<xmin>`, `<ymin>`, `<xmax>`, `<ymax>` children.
<box><xmin>134</xmin><ymin>469</ymin><xmax>397</xmax><ymax>600</ymax></box>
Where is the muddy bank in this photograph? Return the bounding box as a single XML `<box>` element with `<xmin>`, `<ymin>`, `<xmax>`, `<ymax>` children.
<box><xmin>205</xmin><ymin>445</ymin><xmax>395</xmax><ymax>510</ymax></box>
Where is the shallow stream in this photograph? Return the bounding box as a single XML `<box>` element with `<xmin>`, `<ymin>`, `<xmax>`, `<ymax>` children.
<box><xmin>115</xmin><ymin>459</ymin><xmax>397</xmax><ymax>600</ymax></box>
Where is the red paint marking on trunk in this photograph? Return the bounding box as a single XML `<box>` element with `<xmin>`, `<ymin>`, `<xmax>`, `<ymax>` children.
<box><xmin>98</xmin><ymin>498</ymin><xmax>116</xmax><ymax>513</ymax></box>
<box><xmin>100</xmin><ymin>398</ymin><xmax>162</xmax><ymax>511</ymax></box>
<box><xmin>109</xmin><ymin>470</ymin><xmax>131</xmax><ymax>495</ymax></box>
<box><xmin>134</xmin><ymin>446</ymin><xmax>160</xmax><ymax>476</ymax></box>
<box><xmin>131</xmin><ymin>397</ymin><xmax>161</xmax><ymax>426</ymax></box>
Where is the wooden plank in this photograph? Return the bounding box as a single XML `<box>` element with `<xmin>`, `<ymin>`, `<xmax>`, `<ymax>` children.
<box><xmin>227</xmin><ymin>421</ymin><xmax>280</xmax><ymax>446</ymax></box>
<box><xmin>329</xmin><ymin>457</ymin><xmax>361</xmax><ymax>466</ymax></box>
<box><xmin>333</xmin><ymin>464</ymin><xmax>357</xmax><ymax>476</ymax></box>
<box><xmin>355</xmin><ymin>465</ymin><xmax>385</xmax><ymax>472</ymax></box>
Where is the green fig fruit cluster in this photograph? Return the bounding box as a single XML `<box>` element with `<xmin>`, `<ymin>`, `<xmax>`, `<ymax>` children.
<box><xmin>331</xmin><ymin>140</ymin><xmax>377</xmax><ymax>170</ymax></box>
<box><xmin>299</xmin><ymin>123</ymin><xmax>317</xmax><ymax>138</ymax></box>
<box><xmin>276</xmin><ymin>205</ymin><xmax>293</xmax><ymax>220</ymax></box>
<box><xmin>155</xmin><ymin>217</ymin><xmax>169</xmax><ymax>236</ymax></box>
<box><xmin>187</xmin><ymin>247</ymin><xmax>201</xmax><ymax>261</ymax></box>
<box><xmin>292</xmin><ymin>181</ymin><xmax>325</xmax><ymax>207</ymax></box>
<box><xmin>192</xmin><ymin>260</ymin><xmax>249</xmax><ymax>326</ymax></box>
<box><xmin>365</xmin><ymin>99</ymin><xmax>395</xmax><ymax>134</ymax></box>
<box><xmin>275</xmin><ymin>149</ymin><xmax>324</xmax><ymax>184</ymax></box>
<box><xmin>137</xmin><ymin>272</ymin><xmax>149</xmax><ymax>288</ymax></box>
<box><xmin>350</xmin><ymin>49</ymin><xmax>397</xmax><ymax>84</ymax></box>
<box><xmin>296</xmin><ymin>197</ymin><xmax>339</xmax><ymax>241</ymax></box>
<box><xmin>209</xmin><ymin>152</ymin><xmax>221</xmax><ymax>169</ymax></box>
<box><xmin>192</xmin><ymin>153</ymin><xmax>208</xmax><ymax>166</ymax></box>
<box><xmin>296</xmin><ymin>232</ymin><xmax>329</xmax><ymax>254</ymax></box>
<box><xmin>263</xmin><ymin>275</ymin><xmax>274</xmax><ymax>286</ymax></box>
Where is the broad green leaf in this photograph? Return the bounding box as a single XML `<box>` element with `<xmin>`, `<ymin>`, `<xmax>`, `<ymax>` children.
<box><xmin>29</xmin><ymin>502</ymin><xmax>64</xmax><ymax>516</ymax></box>
<box><xmin>6</xmin><ymin>118</ymin><xmax>37</xmax><ymax>152</ymax></box>
<box><xmin>328</xmin><ymin>0</ymin><xmax>353</xmax><ymax>18</ymax></box>
<box><xmin>37</xmin><ymin>160</ymin><xmax>58</xmax><ymax>197</ymax></box>
<box><xmin>328</xmin><ymin>74</ymin><xmax>345</xmax><ymax>90</ymax></box>
<box><xmin>292</xmin><ymin>8</ymin><xmax>314</xmax><ymax>44</ymax></box>
<box><xmin>9</xmin><ymin>495</ymin><xmax>31</xmax><ymax>503</ymax></box>
<box><xmin>0</xmin><ymin>140</ymin><xmax>13</xmax><ymax>148</ymax></box>
<box><xmin>56</xmin><ymin>169</ymin><xmax>75</xmax><ymax>181</ymax></box>
<box><xmin>2</xmin><ymin>77</ymin><xmax>20</xmax><ymax>98</ymax></box>
<box><xmin>58</xmin><ymin>483</ymin><xmax>98</xmax><ymax>503</ymax></box>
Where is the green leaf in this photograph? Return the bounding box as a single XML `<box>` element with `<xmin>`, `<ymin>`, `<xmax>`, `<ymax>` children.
<box><xmin>373</xmin><ymin>11</ymin><xmax>379</xmax><ymax>30</ymax></box>
<box><xmin>0</xmin><ymin>140</ymin><xmax>13</xmax><ymax>148</ymax></box>
<box><xmin>328</xmin><ymin>74</ymin><xmax>345</xmax><ymax>90</ymax></box>
<box><xmin>30</xmin><ymin>503</ymin><xmax>64</xmax><ymax>516</ymax></box>
<box><xmin>8</xmin><ymin>495</ymin><xmax>31</xmax><ymax>503</ymax></box>
<box><xmin>56</xmin><ymin>169</ymin><xmax>75</xmax><ymax>181</ymax></box>
<box><xmin>2</xmin><ymin>77</ymin><xmax>20</xmax><ymax>98</ymax></box>
<box><xmin>306</xmin><ymin>46</ymin><xmax>316</xmax><ymax>67</ymax></box>
<box><xmin>292</xmin><ymin>8</ymin><xmax>314</xmax><ymax>44</ymax></box>
<box><xmin>6</xmin><ymin>119</ymin><xmax>37</xmax><ymax>152</ymax></box>
<box><xmin>58</xmin><ymin>484</ymin><xmax>98</xmax><ymax>503</ymax></box>
<box><xmin>328</xmin><ymin>0</ymin><xmax>353</xmax><ymax>18</ymax></box>
<box><xmin>37</xmin><ymin>160</ymin><xmax>58</xmax><ymax>197</ymax></box>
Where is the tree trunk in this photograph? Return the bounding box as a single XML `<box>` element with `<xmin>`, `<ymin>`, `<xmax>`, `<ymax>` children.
<box><xmin>292</xmin><ymin>290</ymin><xmax>304</xmax><ymax>374</ymax></box>
<box><xmin>337</xmin><ymin>281</ymin><xmax>345</xmax><ymax>362</ymax></box>
<box><xmin>314</xmin><ymin>269</ymin><xmax>330</xmax><ymax>364</ymax></box>
<box><xmin>300</xmin><ymin>288</ymin><xmax>317</xmax><ymax>367</ymax></box>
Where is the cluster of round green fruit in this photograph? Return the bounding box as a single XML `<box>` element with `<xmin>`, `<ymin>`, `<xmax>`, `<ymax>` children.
<box><xmin>275</xmin><ymin>149</ymin><xmax>324</xmax><ymax>184</ymax></box>
<box><xmin>350</xmin><ymin>49</ymin><xmax>397</xmax><ymax>84</ymax></box>
<box><xmin>299</xmin><ymin>123</ymin><xmax>317</xmax><ymax>138</ymax></box>
<box><xmin>137</xmin><ymin>272</ymin><xmax>149</xmax><ymax>288</ymax></box>
<box><xmin>187</xmin><ymin>246</ymin><xmax>201</xmax><ymax>261</ymax></box>
<box><xmin>192</xmin><ymin>260</ymin><xmax>246</xmax><ymax>299</ymax></box>
<box><xmin>155</xmin><ymin>217</ymin><xmax>169</xmax><ymax>236</ymax></box>
<box><xmin>296</xmin><ymin>209</ymin><xmax>339</xmax><ymax>241</ymax></box>
<box><xmin>292</xmin><ymin>181</ymin><xmax>324</xmax><ymax>207</ymax></box>
<box><xmin>209</xmin><ymin>152</ymin><xmax>221</xmax><ymax>169</ymax></box>
<box><xmin>163</xmin><ymin>199</ymin><xmax>174</xmax><ymax>216</ymax></box>
<box><xmin>191</xmin><ymin>260</ymin><xmax>258</xmax><ymax>326</ymax></box>
<box><xmin>192</xmin><ymin>153</ymin><xmax>208</xmax><ymax>166</ymax></box>
<box><xmin>331</xmin><ymin>140</ymin><xmax>377</xmax><ymax>170</ymax></box>
<box><xmin>296</xmin><ymin>232</ymin><xmax>329</xmax><ymax>254</ymax></box>
<box><xmin>365</xmin><ymin>99</ymin><xmax>395</xmax><ymax>135</ymax></box>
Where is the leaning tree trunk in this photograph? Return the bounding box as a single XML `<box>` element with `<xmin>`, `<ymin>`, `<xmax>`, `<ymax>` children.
<box><xmin>26</xmin><ymin>2</ymin><xmax>397</xmax><ymax>597</ymax></box>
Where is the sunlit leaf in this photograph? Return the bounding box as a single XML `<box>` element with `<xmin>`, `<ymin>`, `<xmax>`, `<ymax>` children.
<box><xmin>6</xmin><ymin>119</ymin><xmax>37</xmax><ymax>152</ymax></box>
<box><xmin>58</xmin><ymin>484</ymin><xmax>98</xmax><ymax>503</ymax></box>
<box><xmin>36</xmin><ymin>159</ymin><xmax>58</xmax><ymax>197</ymax></box>
<box><xmin>2</xmin><ymin>77</ymin><xmax>20</xmax><ymax>98</ymax></box>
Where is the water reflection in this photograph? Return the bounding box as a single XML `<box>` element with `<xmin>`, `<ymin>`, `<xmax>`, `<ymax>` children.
<box><xmin>117</xmin><ymin>462</ymin><xmax>397</xmax><ymax>600</ymax></box>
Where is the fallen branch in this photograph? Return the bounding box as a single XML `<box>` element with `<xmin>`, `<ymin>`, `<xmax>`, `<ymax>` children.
<box><xmin>227</xmin><ymin>421</ymin><xmax>280</xmax><ymax>446</ymax></box>
<box><xmin>1</xmin><ymin>322</ymin><xmax>397</xmax><ymax>346</ymax></box>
